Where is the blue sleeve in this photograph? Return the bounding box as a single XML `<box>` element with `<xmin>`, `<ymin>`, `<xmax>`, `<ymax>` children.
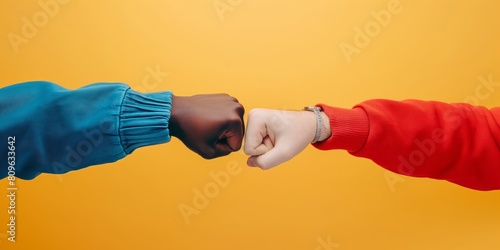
<box><xmin>0</xmin><ymin>81</ymin><xmax>172</xmax><ymax>180</ymax></box>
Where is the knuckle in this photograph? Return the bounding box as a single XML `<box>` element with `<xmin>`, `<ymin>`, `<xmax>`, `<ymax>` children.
<box><xmin>235</xmin><ymin>103</ymin><xmax>245</xmax><ymax>116</ymax></box>
<box><xmin>248</xmin><ymin>108</ymin><xmax>262</xmax><ymax>118</ymax></box>
<box><xmin>243</xmin><ymin>144</ymin><xmax>253</xmax><ymax>155</ymax></box>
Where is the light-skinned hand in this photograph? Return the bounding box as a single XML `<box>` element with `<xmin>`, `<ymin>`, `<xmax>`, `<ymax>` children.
<box><xmin>244</xmin><ymin>108</ymin><xmax>331</xmax><ymax>169</ymax></box>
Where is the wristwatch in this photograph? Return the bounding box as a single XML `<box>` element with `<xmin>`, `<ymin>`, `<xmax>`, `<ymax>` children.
<box><xmin>303</xmin><ymin>106</ymin><xmax>323</xmax><ymax>143</ymax></box>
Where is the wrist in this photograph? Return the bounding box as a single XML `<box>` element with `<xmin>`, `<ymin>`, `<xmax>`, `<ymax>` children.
<box><xmin>169</xmin><ymin>95</ymin><xmax>183</xmax><ymax>138</ymax></box>
<box><xmin>303</xmin><ymin>107</ymin><xmax>332</xmax><ymax>143</ymax></box>
<box><xmin>299</xmin><ymin>111</ymin><xmax>318</xmax><ymax>143</ymax></box>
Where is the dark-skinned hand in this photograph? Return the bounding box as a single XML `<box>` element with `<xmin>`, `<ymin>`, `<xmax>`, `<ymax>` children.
<box><xmin>168</xmin><ymin>94</ymin><xmax>245</xmax><ymax>159</ymax></box>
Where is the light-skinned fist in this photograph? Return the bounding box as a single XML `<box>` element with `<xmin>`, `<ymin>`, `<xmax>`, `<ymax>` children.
<box><xmin>244</xmin><ymin>108</ymin><xmax>331</xmax><ymax>169</ymax></box>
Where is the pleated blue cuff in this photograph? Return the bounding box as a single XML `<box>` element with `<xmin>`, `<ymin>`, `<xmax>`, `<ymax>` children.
<box><xmin>119</xmin><ymin>89</ymin><xmax>173</xmax><ymax>154</ymax></box>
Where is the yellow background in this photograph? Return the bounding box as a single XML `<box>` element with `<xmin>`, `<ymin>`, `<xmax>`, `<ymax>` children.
<box><xmin>1</xmin><ymin>0</ymin><xmax>500</xmax><ymax>249</ymax></box>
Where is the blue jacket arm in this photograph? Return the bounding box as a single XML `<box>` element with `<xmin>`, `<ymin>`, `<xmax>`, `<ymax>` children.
<box><xmin>0</xmin><ymin>81</ymin><xmax>172</xmax><ymax>179</ymax></box>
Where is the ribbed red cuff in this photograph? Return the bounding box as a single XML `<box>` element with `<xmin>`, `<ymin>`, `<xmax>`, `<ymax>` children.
<box><xmin>312</xmin><ymin>104</ymin><xmax>370</xmax><ymax>153</ymax></box>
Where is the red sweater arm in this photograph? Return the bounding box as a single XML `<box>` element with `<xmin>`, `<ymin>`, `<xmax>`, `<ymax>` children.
<box><xmin>313</xmin><ymin>100</ymin><xmax>500</xmax><ymax>191</ymax></box>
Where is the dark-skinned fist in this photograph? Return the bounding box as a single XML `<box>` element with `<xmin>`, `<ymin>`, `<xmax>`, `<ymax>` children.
<box><xmin>168</xmin><ymin>94</ymin><xmax>245</xmax><ymax>159</ymax></box>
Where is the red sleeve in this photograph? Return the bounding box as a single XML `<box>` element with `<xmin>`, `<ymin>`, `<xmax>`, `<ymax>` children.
<box><xmin>312</xmin><ymin>99</ymin><xmax>500</xmax><ymax>191</ymax></box>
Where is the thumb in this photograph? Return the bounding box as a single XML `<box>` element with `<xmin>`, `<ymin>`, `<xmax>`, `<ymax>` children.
<box><xmin>247</xmin><ymin>143</ymin><xmax>293</xmax><ymax>170</ymax></box>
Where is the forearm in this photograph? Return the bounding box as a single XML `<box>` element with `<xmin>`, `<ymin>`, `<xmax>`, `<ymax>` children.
<box><xmin>314</xmin><ymin>100</ymin><xmax>500</xmax><ymax>191</ymax></box>
<box><xmin>0</xmin><ymin>81</ymin><xmax>172</xmax><ymax>179</ymax></box>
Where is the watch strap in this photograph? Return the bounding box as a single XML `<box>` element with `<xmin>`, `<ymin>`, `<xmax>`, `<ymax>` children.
<box><xmin>303</xmin><ymin>106</ymin><xmax>322</xmax><ymax>143</ymax></box>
